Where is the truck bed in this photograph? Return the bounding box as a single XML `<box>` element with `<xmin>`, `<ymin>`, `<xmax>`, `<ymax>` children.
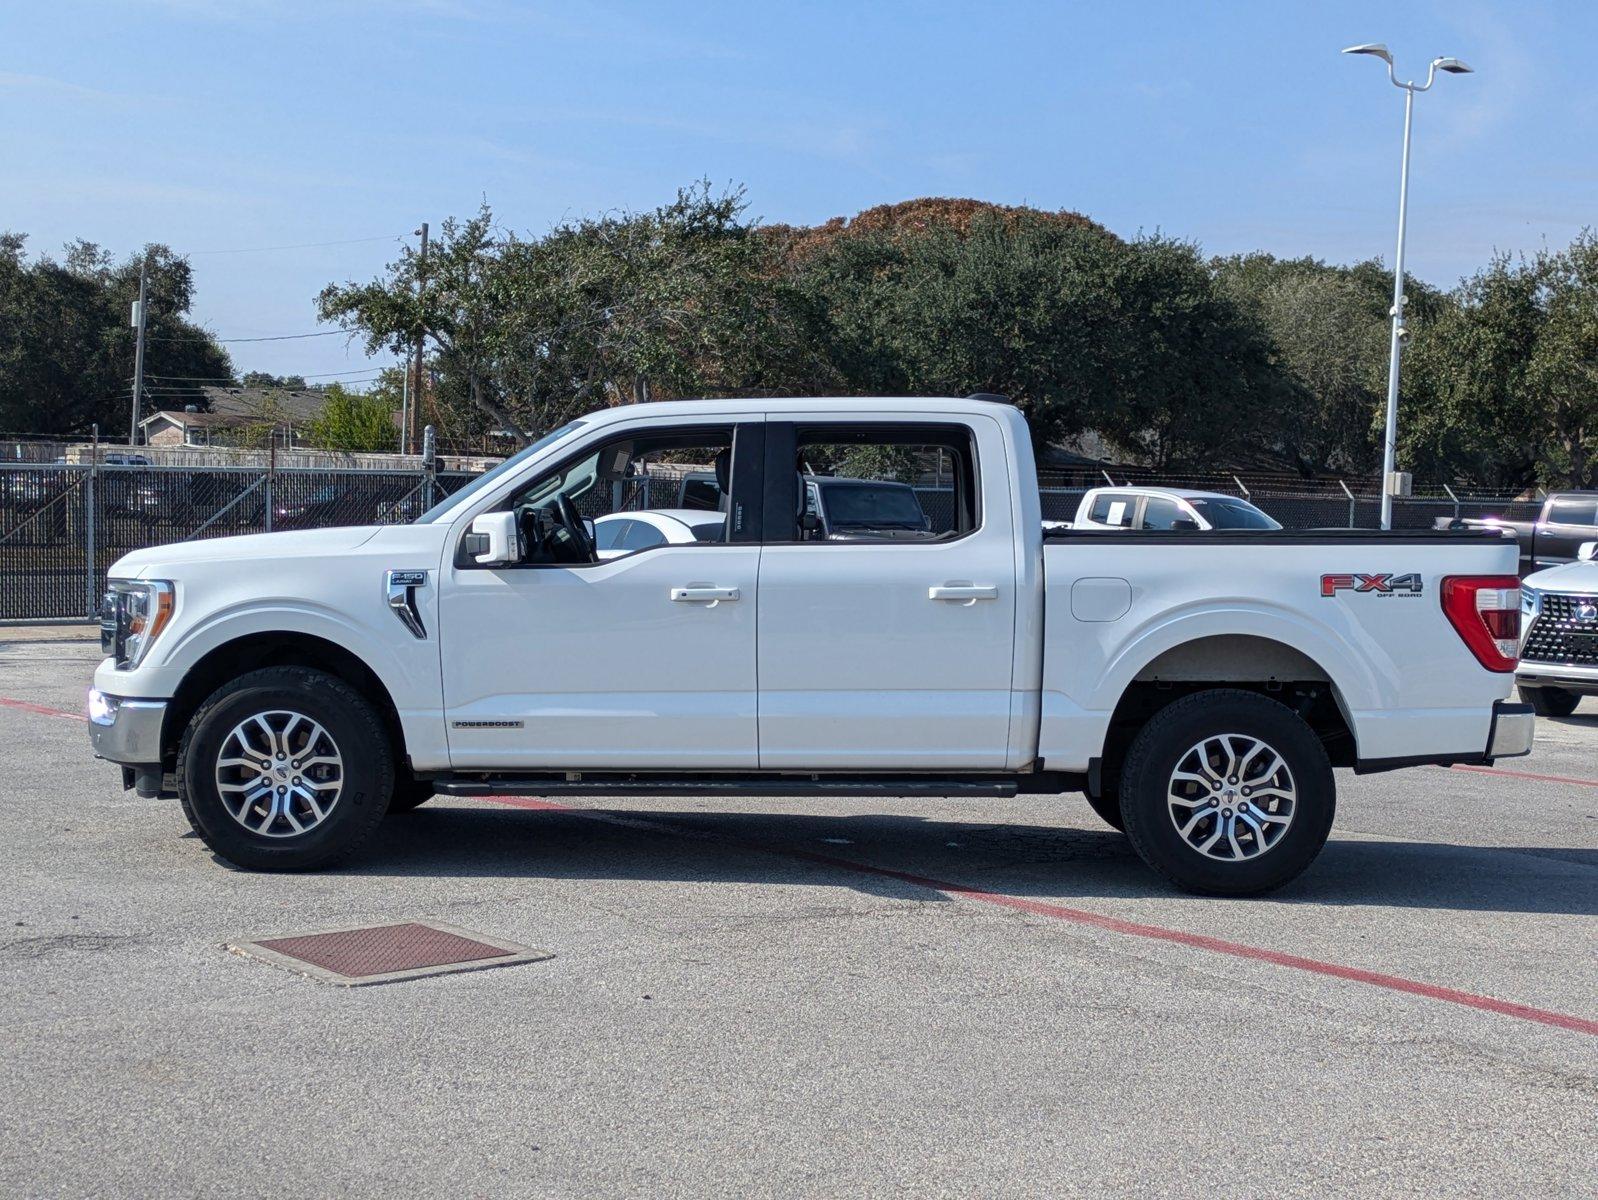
<box><xmin>1034</xmin><ymin>527</ymin><xmax>1519</xmax><ymax>771</ymax></box>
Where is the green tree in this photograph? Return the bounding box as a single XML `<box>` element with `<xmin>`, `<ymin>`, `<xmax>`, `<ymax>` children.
<box><xmin>1528</xmin><ymin>231</ymin><xmax>1598</xmax><ymax>488</ymax></box>
<box><xmin>0</xmin><ymin>234</ymin><xmax>232</xmax><ymax>435</ymax></box>
<box><xmin>1212</xmin><ymin>254</ymin><xmax>1411</xmax><ymax>474</ymax></box>
<box><xmin>302</xmin><ymin>383</ymin><xmax>399</xmax><ymax>453</ymax></box>
<box><xmin>317</xmin><ymin>184</ymin><xmax>813</xmax><ymax>447</ymax></box>
<box><xmin>786</xmin><ymin>210</ymin><xmax>1290</xmax><ymax>468</ymax></box>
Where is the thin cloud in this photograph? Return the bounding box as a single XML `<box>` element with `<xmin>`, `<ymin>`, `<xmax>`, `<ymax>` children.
<box><xmin>0</xmin><ymin>72</ymin><xmax>120</xmax><ymax>102</ymax></box>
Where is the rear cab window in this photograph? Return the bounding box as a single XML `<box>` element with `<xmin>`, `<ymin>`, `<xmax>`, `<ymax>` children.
<box><xmin>765</xmin><ymin>421</ymin><xmax>981</xmax><ymax>544</ymax></box>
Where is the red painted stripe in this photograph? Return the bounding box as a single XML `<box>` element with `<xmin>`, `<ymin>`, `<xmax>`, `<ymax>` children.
<box><xmin>483</xmin><ymin>794</ymin><xmax>1598</xmax><ymax>1038</ymax></box>
<box><xmin>1449</xmin><ymin>763</ymin><xmax>1598</xmax><ymax>789</ymax></box>
<box><xmin>0</xmin><ymin>696</ymin><xmax>87</xmax><ymax>721</ymax></box>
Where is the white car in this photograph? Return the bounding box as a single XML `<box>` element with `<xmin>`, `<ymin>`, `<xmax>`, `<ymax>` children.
<box><xmin>87</xmin><ymin>396</ymin><xmax>1531</xmax><ymax>895</ymax></box>
<box><xmin>1072</xmin><ymin>487</ymin><xmax>1281</xmax><ymax>532</ymax></box>
<box><xmin>1516</xmin><ymin>539</ymin><xmax>1598</xmax><ymax>716</ymax></box>
<box><xmin>594</xmin><ymin>509</ymin><xmax>726</xmax><ymax>561</ymax></box>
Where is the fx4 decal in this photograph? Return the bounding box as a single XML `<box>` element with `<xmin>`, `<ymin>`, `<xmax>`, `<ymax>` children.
<box><xmin>1321</xmin><ymin>572</ymin><xmax>1424</xmax><ymax>598</ymax></box>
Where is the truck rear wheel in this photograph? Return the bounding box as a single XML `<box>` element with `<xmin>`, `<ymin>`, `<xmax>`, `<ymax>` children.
<box><xmin>1518</xmin><ymin>684</ymin><xmax>1581</xmax><ymax>718</ymax></box>
<box><xmin>1119</xmin><ymin>689</ymin><xmax>1334</xmax><ymax>896</ymax></box>
<box><xmin>176</xmin><ymin>667</ymin><xmax>394</xmax><ymax>871</ymax></box>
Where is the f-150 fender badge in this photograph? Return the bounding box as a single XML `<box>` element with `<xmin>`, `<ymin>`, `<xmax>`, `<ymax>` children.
<box><xmin>1321</xmin><ymin>572</ymin><xmax>1424</xmax><ymax>598</ymax></box>
<box><xmin>451</xmin><ymin>719</ymin><xmax>525</xmax><ymax>729</ymax></box>
<box><xmin>385</xmin><ymin>569</ymin><xmax>430</xmax><ymax>639</ymax></box>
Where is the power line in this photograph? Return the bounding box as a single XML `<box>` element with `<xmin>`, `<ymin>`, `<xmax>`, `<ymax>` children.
<box><xmin>185</xmin><ymin>233</ymin><xmax>408</xmax><ymax>256</ymax></box>
<box><xmin>147</xmin><ymin>328</ymin><xmax>352</xmax><ymax>344</ymax></box>
<box><xmin>145</xmin><ymin>368</ymin><xmax>388</xmax><ymax>382</ymax></box>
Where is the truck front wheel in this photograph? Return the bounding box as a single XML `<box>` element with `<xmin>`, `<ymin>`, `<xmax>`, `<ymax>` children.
<box><xmin>176</xmin><ymin>666</ymin><xmax>395</xmax><ymax>871</ymax></box>
<box><xmin>1518</xmin><ymin>685</ymin><xmax>1581</xmax><ymax>718</ymax></box>
<box><xmin>1119</xmin><ymin>689</ymin><xmax>1335</xmax><ymax>896</ymax></box>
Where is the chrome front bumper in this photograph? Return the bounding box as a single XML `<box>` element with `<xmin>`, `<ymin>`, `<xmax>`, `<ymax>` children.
<box><xmin>87</xmin><ymin>690</ymin><xmax>168</xmax><ymax>766</ymax></box>
<box><xmin>1516</xmin><ymin>659</ymin><xmax>1598</xmax><ymax>695</ymax></box>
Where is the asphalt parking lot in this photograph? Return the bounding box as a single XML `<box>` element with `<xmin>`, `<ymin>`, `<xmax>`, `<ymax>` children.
<box><xmin>2</xmin><ymin>629</ymin><xmax>1594</xmax><ymax>1198</ymax></box>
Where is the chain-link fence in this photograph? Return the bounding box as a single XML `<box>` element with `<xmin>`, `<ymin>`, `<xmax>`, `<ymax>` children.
<box><xmin>0</xmin><ymin>461</ymin><xmax>478</xmax><ymax>622</ymax></box>
<box><xmin>0</xmin><ymin>458</ymin><xmax>1542</xmax><ymax>622</ymax></box>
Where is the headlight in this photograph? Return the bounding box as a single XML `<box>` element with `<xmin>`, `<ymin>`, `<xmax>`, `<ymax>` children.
<box><xmin>101</xmin><ymin>580</ymin><xmax>175</xmax><ymax>668</ymax></box>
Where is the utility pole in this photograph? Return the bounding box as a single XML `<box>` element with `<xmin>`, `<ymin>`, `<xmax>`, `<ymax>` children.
<box><xmin>410</xmin><ymin>222</ymin><xmax>429</xmax><ymax>456</ymax></box>
<box><xmin>129</xmin><ymin>258</ymin><xmax>149</xmax><ymax>446</ymax></box>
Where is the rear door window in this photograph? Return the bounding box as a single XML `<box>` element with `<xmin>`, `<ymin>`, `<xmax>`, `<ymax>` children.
<box><xmin>1140</xmin><ymin>496</ymin><xmax>1185</xmax><ymax>529</ymax></box>
<box><xmin>1090</xmin><ymin>494</ymin><xmax>1133</xmax><ymax>527</ymax></box>
<box><xmin>1546</xmin><ymin>498</ymin><xmax>1598</xmax><ymax>526</ymax></box>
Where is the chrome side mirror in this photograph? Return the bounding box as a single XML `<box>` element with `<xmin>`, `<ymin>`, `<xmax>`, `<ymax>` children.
<box><xmin>469</xmin><ymin>511</ymin><xmax>521</xmax><ymax>566</ymax></box>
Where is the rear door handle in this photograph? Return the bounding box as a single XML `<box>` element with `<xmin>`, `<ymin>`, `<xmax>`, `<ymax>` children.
<box><xmin>671</xmin><ymin>586</ymin><xmax>741</xmax><ymax>603</ymax></box>
<box><xmin>928</xmin><ymin>584</ymin><xmax>998</xmax><ymax>602</ymax></box>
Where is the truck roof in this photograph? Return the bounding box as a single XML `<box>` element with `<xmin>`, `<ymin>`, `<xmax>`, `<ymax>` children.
<box><xmin>580</xmin><ymin>396</ymin><xmax>1023</xmax><ymax>424</ymax></box>
<box><xmin>1087</xmin><ymin>486</ymin><xmax>1247</xmax><ymax>502</ymax></box>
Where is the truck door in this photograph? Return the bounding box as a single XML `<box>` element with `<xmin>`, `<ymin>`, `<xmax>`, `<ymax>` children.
<box><xmin>437</xmin><ymin>417</ymin><xmax>765</xmax><ymax>770</ymax></box>
<box><xmin>755</xmin><ymin>416</ymin><xmax>1019</xmax><ymax>770</ymax></box>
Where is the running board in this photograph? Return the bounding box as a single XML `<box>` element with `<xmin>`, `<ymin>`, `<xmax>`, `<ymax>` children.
<box><xmin>434</xmin><ymin>774</ymin><xmax>1022</xmax><ymax>799</ymax></box>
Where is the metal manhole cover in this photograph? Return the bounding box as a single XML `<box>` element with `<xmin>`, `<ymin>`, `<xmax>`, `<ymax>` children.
<box><xmin>227</xmin><ymin>920</ymin><xmax>552</xmax><ymax>986</ymax></box>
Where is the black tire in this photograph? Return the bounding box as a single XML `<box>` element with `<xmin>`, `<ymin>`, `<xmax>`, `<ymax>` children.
<box><xmin>388</xmin><ymin>771</ymin><xmax>435</xmax><ymax>814</ymax></box>
<box><xmin>1120</xmin><ymin>689</ymin><xmax>1335</xmax><ymax>896</ymax></box>
<box><xmin>1518</xmin><ymin>685</ymin><xmax>1581</xmax><ymax>718</ymax></box>
<box><xmin>176</xmin><ymin>666</ymin><xmax>394</xmax><ymax>871</ymax></box>
<box><xmin>1085</xmin><ymin>790</ymin><xmax>1126</xmax><ymax>832</ymax></box>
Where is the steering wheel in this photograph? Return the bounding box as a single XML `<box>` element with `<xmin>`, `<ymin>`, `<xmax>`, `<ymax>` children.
<box><xmin>553</xmin><ymin>493</ymin><xmax>597</xmax><ymax>563</ymax></box>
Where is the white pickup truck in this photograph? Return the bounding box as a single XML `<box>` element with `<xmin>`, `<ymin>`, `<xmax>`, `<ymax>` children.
<box><xmin>88</xmin><ymin>396</ymin><xmax>1534</xmax><ymax>895</ymax></box>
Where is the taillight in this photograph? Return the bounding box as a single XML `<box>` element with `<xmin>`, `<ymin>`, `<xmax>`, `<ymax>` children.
<box><xmin>1441</xmin><ymin>575</ymin><xmax>1521</xmax><ymax>672</ymax></box>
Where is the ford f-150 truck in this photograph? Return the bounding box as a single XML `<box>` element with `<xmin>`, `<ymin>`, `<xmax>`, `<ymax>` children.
<box><xmin>1438</xmin><ymin>491</ymin><xmax>1598</xmax><ymax>575</ymax></box>
<box><xmin>87</xmin><ymin>396</ymin><xmax>1534</xmax><ymax>895</ymax></box>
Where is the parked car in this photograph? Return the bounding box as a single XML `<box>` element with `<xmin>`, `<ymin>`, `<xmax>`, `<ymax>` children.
<box><xmin>802</xmin><ymin>477</ymin><xmax>936</xmax><ymax>541</ymax></box>
<box><xmin>88</xmin><ymin>396</ymin><xmax>1531</xmax><ymax>895</ymax></box>
<box><xmin>1437</xmin><ymin>491</ymin><xmax>1598</xmax><ymax>575</ymax></box>
<box><xmin>1516</xmin><ymin>539</ymin><xmax>1598</xmax><ymax>716</ymax></box>
<box><xmin>675</xmin><ymin>470</ymin><xmax>723</xmax><ymax>512</ymax></box>
<box><xmin>1070</xmin><ymin>487</ymin><xmax>1281</xmax><ymax>532</ymax></box>
<box><xmin>594</xmin><ymin>509</ymin><xmax>727</xmax><ymax>560</ymax></box>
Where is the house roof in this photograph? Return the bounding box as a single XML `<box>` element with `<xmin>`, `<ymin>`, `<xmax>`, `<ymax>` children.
<box><xmin>140</xmin><ymin>386</ymin><xmax>331</xmax><ymax>430</ymax></box>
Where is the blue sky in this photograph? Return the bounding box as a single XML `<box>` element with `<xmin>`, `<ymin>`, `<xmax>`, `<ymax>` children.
<box><xmin>2</xmin><ymin>0</ymin><xmax>1593</xmax><ymax>384</ymax></box>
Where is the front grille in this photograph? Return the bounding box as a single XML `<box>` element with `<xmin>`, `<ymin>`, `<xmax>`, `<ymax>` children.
<box><xmin>1523</xmin><ymin>592</ymin><xmax>1598</xmax><ymax>666</ymax></box>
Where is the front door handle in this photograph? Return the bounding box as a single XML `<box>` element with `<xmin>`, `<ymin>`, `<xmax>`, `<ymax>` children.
<box><xmin>929</xmin><ymin>584</ymin><xmax>998</xmax><ymax>602</ymax></box>
<box><xmin>670</xmin><ymin>586</ymin><xmax>741</xmax><ymax>603</ymax></box>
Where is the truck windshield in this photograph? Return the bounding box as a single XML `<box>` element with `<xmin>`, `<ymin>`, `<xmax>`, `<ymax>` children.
<box><xmin>1186</xmin><ymin>497</ymin><xmax>1280</xmax><ymax>530</ymax></box>
<box><xmin>821</xmin><ymin>483</ymin><xmax>926</xmax><ymax>528</ymax></box>
<box><xmin>414</xmin><ymin>421</ymin><xmax>586</xmax><ymax>524</ymax></box>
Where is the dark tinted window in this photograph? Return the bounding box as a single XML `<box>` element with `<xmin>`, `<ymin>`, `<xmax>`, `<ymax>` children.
<box><xmin>1187</xmin><ymin>497</ymin><xmax>1280</xmax><ymax>530</ymax></box>
<box><xmin>818</xmin><ymin>482</ymin><xmax>927</xmax><ymax>528</ymax></box>
<box><xmin>1141</xmin><ymin>496</ymin><xmax>1186</xmax><ymax>529</ymax></box>
<box><xmin>619</xmin><ymin>521</ymin><xmax>668</xmax><ymax>550</ymax></box>
<box><xmin>679</xmin><ymin>477</ymin><xmax>722</xmax><ymax>512</ymax></box>
<box><xmin>595</xmin><ymin>519</ymin><xmax>632</xmax><ymax>551</ymax></box>
<box><xmin>1546</xmin><ymin>498</ymin><xmax>1598</xmax><ymax>526</ymax></box>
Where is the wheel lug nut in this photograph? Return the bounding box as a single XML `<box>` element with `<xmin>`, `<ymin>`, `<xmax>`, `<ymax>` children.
<box><xmin>1222</xmin><ymin>808</ymin><xmax>1232</xmax><ymax>817</ymax></box>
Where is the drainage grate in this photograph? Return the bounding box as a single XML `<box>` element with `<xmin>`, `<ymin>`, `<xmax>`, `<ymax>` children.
<box><xmin>228</xmin><ymin>920</ymin><xmax>552</xmax><ymax>986</ymax></box>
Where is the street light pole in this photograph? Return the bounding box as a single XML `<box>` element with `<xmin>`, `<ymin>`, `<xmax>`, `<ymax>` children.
<box><xmin>1342</xmin><ymin>44</ymin><xmax>1473</xmax><ymax>529</ymax></box>
<box><xmin>1380</xmin><ymin>83</ymin><xmax>1416</xmax><ymax>533</ymax></box>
